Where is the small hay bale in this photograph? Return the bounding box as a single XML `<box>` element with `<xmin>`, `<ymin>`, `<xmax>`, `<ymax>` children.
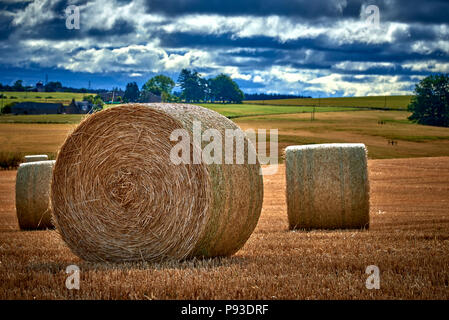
<box><xmin>51</xmin><ymin>103</ymin><xmax>263</xmax><ymax>262</ymax></box>
<box><xmin>15</xmin><ymin>160</ymin><xmax>55</xmax><ymax>230</ymax></box>
<box><xmin>286</xmin><ymin>143</ymin><xmax>369</xmax><ymax>230</ymax></box>
<box><xmin>24</xmin><ymin>155</ymin><xmax>48</xmax><ymax>163</ymax></box>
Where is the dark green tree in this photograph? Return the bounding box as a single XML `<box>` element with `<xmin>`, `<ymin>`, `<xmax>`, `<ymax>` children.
<box><xmin>142</xmin><ymin>75</ymin><xmax>175</xmax><ymax>100</ymax></box>
<box><xmin>44</xmin><ymin>81</ymin><xmax>63</xmax><ymax>92</ymax></box>
<box><xmin>83</xmin><ymin>95</ymin><xmax>95</xmax><ymax>103</ymax></box>
<box><xmin>209</xmin><ymin>74</ymin><xmax>244</xmax><ymax>103</ymax></box>
<box><xmin>178</xmin><ymin>69</ymin><xmax>207</xmax><ymax>102</ymax></box>
<box><xmin>12</xmin><ymin>80</ymin><xmax>24</xmax><ymax>92</ymax></box>
<box><xmin>408</xmin><ymin>74</ymin><xmax>449</xmax><ymax>127</ymax></box>
<box><xmin>124</xmin><ymin>82</ymin><xmax>140</xmax><ymax>102</ymax></box>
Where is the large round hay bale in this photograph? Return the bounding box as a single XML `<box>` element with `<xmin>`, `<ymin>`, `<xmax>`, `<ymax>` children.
<box><xmin>16</xmin><ymin>160</ymin><xmax>55</xmax><ymax>230</ymax></box>
<box><xmin>51</xmin><ymin>103</ymin><xmax>263</xmax><ymax>262</ymax></box>
<box><xmin>286</xmin><ymin>143</ymin><xmax>369</xmax><ymax>230</ymax></box>
<box><xmin>24</xmin><ymin>155</ymin><xmax>48</xmax><ymax>163</ymax></box>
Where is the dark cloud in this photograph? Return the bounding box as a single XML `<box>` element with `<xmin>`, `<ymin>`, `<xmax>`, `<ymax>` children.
<box><xmin>0</xmin><ymin>0</ymin><xmax>448</xmax><ymax>94</ymax></box>
<box><xmin>88</xmin><ymin>19</ymin><xmax>136</xmax><ymax>37</ymax></box>
<box><xmin>0</xmin><ymin>13</ymin><xmax>14</xmax><ymax>40</ymax></box>
<box><xmin>0</xmin><ymin>0</ymin><xmax>31</xmax><ymax>11</ymax></box>
<box><xmin>8</xmin><ymin>13</ymin><xmax>135</xmax><ymax>41</ymax></box>
<box><xmin>157</xmin><ymin>30</ymin><xmax>449</xmax><ymax>64</ymax></box>
<box><xmin>144</xmin><ymin>0</ymin><xmax>358</xmax><ymax>19</ymax></box>
<box><xmin>382</xmin><ymin>0</ymin><xmax>449</xmax><ymax>24</ymax></box>
<box><xmin>16</xmin><ymin>17</ymin><xmax>82</xmax><ymax>40</ymax></box>
<box><xmin>144</xmin><ymin>0</ymin><xmax>449</xmax><ymax>24</ymax></box>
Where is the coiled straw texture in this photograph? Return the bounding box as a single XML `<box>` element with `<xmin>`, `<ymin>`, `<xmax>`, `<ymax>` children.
<box><xmin>51</xmin><ymin>103</ymin><xmax>263</xmax><ymax>262</ymax></box>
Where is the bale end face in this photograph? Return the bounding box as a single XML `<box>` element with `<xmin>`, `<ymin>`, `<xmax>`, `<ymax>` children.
<box><xmin>51</xmin><ymin>104</ymin><xmax>263</xmax><ymax>263</ymax></box>
<box><xmin>286</xmin><ymin>143</ymin><xmax>370</xmax><ymax>230</ymax></box>
<box><xmin>16</xmin><ymin>160</ymin><xmax>55</xmax><ymax>230</ymax></box>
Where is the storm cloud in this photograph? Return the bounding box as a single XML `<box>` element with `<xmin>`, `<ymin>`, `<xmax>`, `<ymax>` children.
<box><xmin>0</xmin><ymin>0</ymin><xmax>448</xmax><ymax>96</ymax></box>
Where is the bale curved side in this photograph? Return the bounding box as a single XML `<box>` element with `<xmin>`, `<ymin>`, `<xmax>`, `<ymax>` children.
<box><xmin>51</xmin><ymin>103</ymin><xmax>263</xmax><ymax>262</ymax></box>
<box><xmin>16</xmin><ymin>160</ymin><xmax>55</xmax><ymax>230</ymax></box>
<box><xmin>24</xmin><ymin>155</ymin><xmax>48</xmax><ymax>163</ymax></box>
<box><xmin>286</xmin><ymin>143</ymin><xmax>369</xmax><ymax>230</ymax></box>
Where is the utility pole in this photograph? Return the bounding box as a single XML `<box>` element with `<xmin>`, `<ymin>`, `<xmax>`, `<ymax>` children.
<box><xmin>311</xmin><ymin>95</ymin><xmax>320</xmax><ymax>121</ymax></box>
<box><xmin>384</xmin><ymin>95</ymin><xmax>387</xmax><ymax>109</ymax></box>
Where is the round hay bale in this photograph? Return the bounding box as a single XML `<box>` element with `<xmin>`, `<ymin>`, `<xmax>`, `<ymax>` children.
<box><xmin>24</xmin><ymin>155</ymin><xmax>48</xmax><ymax>163</ymax></box>
<box><xmin>51</xmin><ymin>103</ymin><xmax>263</xmax><ymax>262</ymax></box>
<box><xmin>16</xmin><ymin>160</ymin><xmax>55</xmax><ymax>230</ymax></box>
<box><xmin>285</xmin><ymin>143</ymin><xmax>369</xmax><ymax>230</ymax></box>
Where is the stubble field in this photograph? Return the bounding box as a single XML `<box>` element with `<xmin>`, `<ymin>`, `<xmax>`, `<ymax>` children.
<box><xmin>0</xmin><ymin>157</ymin><xmax>448</xmax><ymax>299</ymax></box>
<box><xmin>0</xmin><ymin>102</ymin><xmax>448</xmax><ymax>299</ymax></box>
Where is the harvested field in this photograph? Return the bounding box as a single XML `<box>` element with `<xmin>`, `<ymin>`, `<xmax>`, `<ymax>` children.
<box><xmin>2</xmin><ymin>110</ymin><xmax>449</xmax><ymax>162</ymax></box>
<box><xmin>0</xmin><ymin>157</ymin><xmax>448</xmax><ymax>299</ymax></box>
<box><xmin>235</xmin><ymin>111</ymin><xmax>449</xmax><ymax>160</ymax></box>
<box><xmin>245</xmin><ymin>95</ymin><xmax>413</xmax><ymax>110</ymax></box>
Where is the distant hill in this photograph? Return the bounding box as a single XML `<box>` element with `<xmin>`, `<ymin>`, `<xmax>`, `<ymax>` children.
<box><xmin>244</xmin><ymin>93</ymin><xmax>311</xmax><ymax>100</ymax></box>
<box><xmin>245</xmin><ymin>95</ymin><xmax>413</xmax><ymax>110</ymax></box>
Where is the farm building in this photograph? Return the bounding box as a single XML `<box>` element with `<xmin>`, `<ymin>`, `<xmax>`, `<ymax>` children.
<box><xmin>11</xmin><ymin>102</ymin><xmax>64</xmax><ymax>115</ymax></box>
<box><xmin>66</xmin><ymin>100</ymin><xmax>94</xmax><ymax>114</ymax></box>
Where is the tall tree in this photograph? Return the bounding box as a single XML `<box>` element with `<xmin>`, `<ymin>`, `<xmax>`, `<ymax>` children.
<box><xmin>408</xmin><ymin>74</ymin><xmax>449</xmax><ymax>127</ymax></box>
<box><xmin>124</xmin><ymin>82</ymin><xmax>140</xmax><ymax>102</ymax></box>
<box><xmin>12</xmin><ymin>80</ymin><xmax>24</xmax><ymax>92</ymax></box>
<box><xmin>209</xmin><ymin>74</ymin><xmax>244</xmax><ymax>103</ymax></box>
<box><xmin>142</xmin><ymin>75</ymin><xmax>175</xmax><ymax>99</ymax></box>
<box><xmin>44</xmin><ymin>81</ymin><xmax>63</xmax><ymax>92</ymax></box>
<box><xmin>178</xmin><ymin>69</ymin><xmax>206</xmax><ymax>102</ymax></box>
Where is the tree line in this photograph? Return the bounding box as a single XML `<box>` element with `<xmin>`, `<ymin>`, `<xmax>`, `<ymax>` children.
<box><xmin>2</xmin><ymin>71</ymin><xmax>312</xmax><ymax>105</ymax></box>
<box><xmin>0</xmin><ymin>80</ymin><xmax>109</xmax><ymax>94</ymax></box>
<box><xmin>244</xmin><ymin>93</ymin><xmax>311</xmax><ymax>100</ymax></box>
<box><xmin>124</xmin><ymin>69</ymin><xmax>245</xmax><ymax>104</ymax></box>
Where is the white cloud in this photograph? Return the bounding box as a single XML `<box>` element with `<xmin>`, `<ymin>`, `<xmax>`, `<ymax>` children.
<box><xmin>2</xmin><ymin>0</ymin><xmax>443</xmax><ymax>96</ymax></box>
<box><xmin>307</xmin><ymin>74</ymin><xmax>413</xmax><ymax>96</ymax></box>
<box><xmin>403</xmin><ymin>61</ymin><xmax>449</xmax><ymax>73</ymax></box>
<box><xmin>333</xmin><ymin>61</ymin><xmax>395</xmax><ymax>71</ymax></box>
<box><xmin>221</xmin><ymin>66</ymin><xmax>252</xmax><ymax>81</ymax></box>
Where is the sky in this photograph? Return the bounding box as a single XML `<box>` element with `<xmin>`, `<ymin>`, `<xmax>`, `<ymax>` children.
<box><xmin>0</xmin><ymin>0</ymin><xmax>448</xmax><ymax>97</ymax></box>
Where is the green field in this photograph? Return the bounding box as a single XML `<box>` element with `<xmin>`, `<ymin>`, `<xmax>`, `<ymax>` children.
<box><xmin>0</xmin><ymin>104</ymin><xmax>357</xmax><ymax>123</ymax></box>
<box><xmin>2</xmin><ymin>95</ymin><xmax>449</xmax><ymax>166</ymax></box>
<box><xmin>197</xmin><ymin>104</ymin><xmax>358</xmax><ymax>118</ymax></box>
<box><xmin>0</xmin><ymin>114</ymin><xmax>85</xmax><ymax>124</ymax></box>
<box><xmin>245</xmin><ymin>95</ymin><xmax>413</xmax><ymax>110</ymax></box>
<box><xmin>0</xmin><ymin>91</ymin><xmax>95</xmax><ymax>108</ymax></box>
<box><xmin>1</xmin><ymin>107</ymin><xmax>449</xmax><ymax>165</ymax></box>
